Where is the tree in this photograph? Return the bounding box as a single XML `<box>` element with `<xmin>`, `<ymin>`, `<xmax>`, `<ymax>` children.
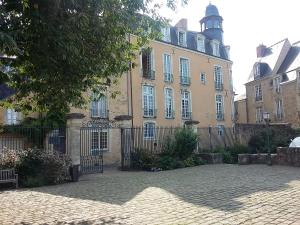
<box><xmin>0</xmin><ymin>0</ymin><xmax>178</xmax><ymax>121</ymax></box>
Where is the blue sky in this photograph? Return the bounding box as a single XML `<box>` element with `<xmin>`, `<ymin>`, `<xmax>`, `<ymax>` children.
<box><xmin>159</xmin><ymin>0</ymin><xmax>300</xmax><ymax>95</ymax></box>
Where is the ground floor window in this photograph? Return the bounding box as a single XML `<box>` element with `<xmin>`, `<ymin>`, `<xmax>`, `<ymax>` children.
<box><xmin>144</xmin><ymin>122</ymin><xmax>156</xmax><ymax>139</ymax></box>
<box><xmin>91</xmin><ymin>130</ymin><xmax>108</xmax><ymax>155</ymax></box>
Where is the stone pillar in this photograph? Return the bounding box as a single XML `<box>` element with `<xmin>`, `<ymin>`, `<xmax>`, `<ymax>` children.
<box><xmin>66</xmin><ymin>113</ymin><xmax>85</xmax><ymax>167</ymax></box>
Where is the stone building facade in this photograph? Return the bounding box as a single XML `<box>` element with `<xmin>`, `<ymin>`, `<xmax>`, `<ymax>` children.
<box><xmin>235</xmin><ymin>39</ymin><xmax>300</xmax><ymax>127</ymax></box>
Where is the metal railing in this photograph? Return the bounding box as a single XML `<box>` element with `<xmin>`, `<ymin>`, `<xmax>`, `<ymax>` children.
<box><xmin>255</xmin><ymin>95</ymin><xmax>262</xmax><ymax>101</ymax></box>
<box><xmin>180</xmin><ymin>76</ymin><xmax>191</xmax><ymax>85</ymax></box>
<box><xmin>165</xmin><ymin>110</ymin><xmax>175</xmax><ymax>119</ymax></box>
<box><xmin>216</xmin><ymin>112</ymin><xmax>225</xmax><ymax>121</ymax></box>
<box><xmin>143</xmin><ymin>108</ymin><xmax>157</xmax><ymax>118</ymax></box>
<box><xmin>215</xmin><ymin>82</ymin><xmax>224</xmax><ymax>91</ymax></box>
<box><xmin>143</xmin><ymin>70</ymin><xmax>155</xmax><ymax>80</ymax></box>
<box><xmin>164</xmin><ymin>73</ymin><xmax>174</xmax><ymax>83</ymax></box>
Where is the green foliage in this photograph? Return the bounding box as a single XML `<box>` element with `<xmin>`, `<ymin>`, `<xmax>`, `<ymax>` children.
<box><xmin>131</xmin><ymin>128</ymin><xmax>202</xmax><ymax>171</ymax></box>
<box><xmin>248</xmin><ymin>127</ymin><xmax>295</xmax><ymax>153</ymax></box>
<box><xmin>173</xmin><ymin>128</ymin><xmax>198</xmax><ymax>160</ymax></box>
<box><xmin>16</xmin><ymin>148</ymin><xmax>71</xmax><ymax>187</ymax></box>
<box><xmin>213</xmin><ymin>144</ymin><xmax>249</xmax><ymax>164</ymax></box>
<box><xmin>0</xmin><ymin>0</ymin><xmax>182</xmax><ymax>116</ymax></box>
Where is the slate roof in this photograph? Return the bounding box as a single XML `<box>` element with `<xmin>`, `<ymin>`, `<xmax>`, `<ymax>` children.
<box><xmin>246</xmin><ymin>39</ymin><xmax>300</xmax><ymax>86</ymax></box>
<box><xmin>165</xmin><ymin>26</ymin><xmax>229</xmax><ymax>60</ymax></box>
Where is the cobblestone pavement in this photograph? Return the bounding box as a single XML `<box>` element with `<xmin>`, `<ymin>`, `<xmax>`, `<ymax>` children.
<box><xmin>1</xmin><ymin>164</ymin><xmax>300</xmax><ymax>225</ymax></box>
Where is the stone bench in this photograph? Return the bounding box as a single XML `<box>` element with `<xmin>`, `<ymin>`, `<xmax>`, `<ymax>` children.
<box><xmin>0</xmin><ymin>169</ymin><xmax>18</xmax><ymax>188</ymax></box>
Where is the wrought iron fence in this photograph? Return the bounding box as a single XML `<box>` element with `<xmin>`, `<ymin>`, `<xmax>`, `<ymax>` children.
<box><xmin>0</xmin><ymin>125</ymin><xmax>68</xmax><ymax>155</ymax></box>
<box><xmin>120</xmin><ymin>126</ymin><xmax>236</xmax><ymax>169</ymax></box>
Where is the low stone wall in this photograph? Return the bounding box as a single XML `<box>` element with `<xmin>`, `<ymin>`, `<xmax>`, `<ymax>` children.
<box><xmin>198</xmin><ymin>153</ymin><xmax>223</xmax><ymax>164</ymax></box>
<box><xmin>238</xmin><ymin>154</ymin><xmax>277</xmax><ymax>165</ymax></box>
<box><xmin>238</xmin><ymin>147</ymin><xmax>300</xmax><ymax>167</ymax></box>
<box><xmin>277</xmin><ymin>147</ymin><xmax>300</xmax><ymax>166</ymax></box>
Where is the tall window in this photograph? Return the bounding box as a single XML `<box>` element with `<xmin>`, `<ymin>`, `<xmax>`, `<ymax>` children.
<box><xmin>143</xmin><ymin>85</ymin><xmax>155</xmax><ymax>117</ymax></box>
<box><xmin>181</xmin><ymin>90</ymin><xmax>191</xmax><ymax>119</ymax></box>
<box><xmin>91</xmin><ymin>130</ymin><xmax>108</xmax><ymax>155</ymax></box>
<box><xmin>274</xmin><ymin>77</ymin><xmax>281</xmax><ymax>93</ymax></box>
<box><xmin>165</xmin><ymin>88</ymin><xmax>174</xmax><ymax>119</ymax></box>
<box><xmin>211</xmin><ymin>41</ymin><xmax>220</xmax><ymax>57</ymax></box>
<box><xmin>6</xmin><ymin>109</ymin><xmax>18</xmax><ymax>125</ymax></box>
<box><xmin>180</xmin><ymin>58</ymin><xmax>190</xmax><ymax>85</ymax></box>
<box><xmin>200</xmin><ymin>73</ymin><xmax>206</xmax><ymax>84</ymax></box>
<box><xmin>197</xmin><ymin>35</ymin><xmax>205</xmax><ymax>52</ymax></box>
<box><xmin>214</xmin><ymin>66</ymin><xmax>223</xmax><ymax>91</ymax></box>
<box><xmin>144</xmin><ymin>122</ymin><xmax>155</xmax><ymax>139</ymax></box>
<box><xmin>141</xmin><ymin>48</ymin><xmax>155</xmax><ymax>79</ymax></box>
<box><xmin>254</xmin><ymin>63</ymin><xmax>261</xmax><ymax>79</ymax></box>
<box><xmin>161</xmin><ymin>27</ymin><xmax>171</xmax><ymax>42</ymax></box>
<box><xmin>255</xmin><ymin>85</ymin><xmax>262</xmax><ymax>101</ymax></box>
<box><xmin>178</xmin><ymin>31</ymin><xmax>186</xmax><ymax>47</ymax></box>
<box><xmin>256</xmin><ymin>107</ymin><xmax>263</xmax><ymax>123</ymax></box>
<box><xmin>276</xmin><ymin>99</ymin><xmax>283</xmax><ymax>120</ymax></box>
<box><xmin>216</xmin><ymin>95</ymin><xmax>224</xmax><ymax>121</ymax></box>
<box><xmin>163</xmin><ymin>54</ymin><xmax>173</xmax><ymax>82</ymax></box>
<box><xmin>91</xmin><ymin>93</ymin><xmax>108</xmax><ymax>118</ymax></box>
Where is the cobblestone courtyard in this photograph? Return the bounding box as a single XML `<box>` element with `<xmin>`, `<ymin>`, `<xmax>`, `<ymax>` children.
<box><xmin>1</xmin><ymin>164</ymin><xmax>300</xmax><ymax>225</ymax></box>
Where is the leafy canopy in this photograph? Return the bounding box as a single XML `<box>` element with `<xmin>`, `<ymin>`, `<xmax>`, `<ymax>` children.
<box><xmin>0</xmin><ymin>0</ymin><xmax>179</xmax><ymax>118</ymax></box>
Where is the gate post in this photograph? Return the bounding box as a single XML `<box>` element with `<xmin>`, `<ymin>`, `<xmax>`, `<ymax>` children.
<box><xmin>66</xmin><ymin>113</ymin><xmax>85</xmax><ymax>168</ymax></box>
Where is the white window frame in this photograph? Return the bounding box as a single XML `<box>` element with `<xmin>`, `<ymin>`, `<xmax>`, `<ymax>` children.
<box><xmin>178</xmin><ymin>30</ymin><xmax>187</xmax><ymax>47</ymax></box>
<box><xmin>200</xmin><ymin>72</ymin><xmax>206</xmax><ymax>84</ymax></box>
<box><xmin>6</xmin><ymin>109</ymin><xmax>19</xmax><ymax>125</ymax></box>
<box><xmin>164</xmin><ymin>88</ymin><xmax>174</xmax><ymax>119</ymax></box>
<box><xmin>274</xmin><ymin>77</ymin><xmax>281</xmax><ymax>93</ymax></box>
<box><xmin>215</xmin><ymin>94</ymin><xmax>224</xmax><ymax>120</ymax></box>
<box><xmin>211</xmin><ymin>40</ymin><xmax>220</xmax><ymax>57</ymax></box>
<box><xmin>163</xmin><ymin>53</ymin><xmax>173</xmax><ymax>82</ymax></box>
<box><xmin>254</xmin><ymin>63</ymin><xmax>261</xmax><ymax>79</ymax></box>
<box><xmin>214</xmin><ymin>65</ymin><xmax>223</xmax><ymax>90</ymax></box>
<box><xmin>256</xmin><ymin>107</ymin><xmax>263</xmax><ymax>123</ymax></box>
<box><xmin>181</xmin><ymin>90</ymin><xmax>191</xmax><ymax>119</ymax></box>
<box><xmin>276</xmin><ymin>99</ymin><xmax>283</xmax><ymax>120</ymax></box>
<box><xmin>144</xmin><ymin>122</ymin><xmax>156</xmax><ymax>139</ymax></box>
<box><xmin>142</xmin><ymin>85</ymin><xmax>155</xmax><ymax>117</ymax></box>
<box><xmin>255</xmin><ymin>84</ymin><xmax>262</xmax><ymax>101</ymax></box>
<box><xmin>91</xmin><ymin>92</ymin><xmax>108</xmax><ymax>118</ymax></box>
<box><xmin>90</xmin><ymin>129</ymin><xmax>109</xmax><ymax>155</ymax></box>
<box><xmin>197</xmin><ymin>35</ymin><xmax>205</xmax><ymax>52</ymax></box>
<box><xmin>179</xmin><ymin>57</ymin><xmax>190</xmax><ymax>85</ymax></box>
<box><xmin>161</xmin><ymin>26</ymin><xmax>171</xmax><ymax>42</ymax></box>
<box><xmin>217</xmin><ymin>125</ymin><xmax>225</xmax><ymax>136</ymax></box>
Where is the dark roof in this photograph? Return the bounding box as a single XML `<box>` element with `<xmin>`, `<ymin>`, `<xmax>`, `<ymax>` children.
<box><xmin>205</xmin><ymin>3</ymin><xmax>220</xmax><ymax>16</ymax></box>
<box><xmin>166</xmin><ymin>27</ymin><xmax>229</xmax><ymax>60</ymax></box>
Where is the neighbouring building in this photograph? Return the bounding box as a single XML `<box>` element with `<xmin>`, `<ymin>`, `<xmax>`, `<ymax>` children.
<box><xmin>235</xmin><ymin>38</ymin><xmax>300</xmax><ymax>127</ymax></box>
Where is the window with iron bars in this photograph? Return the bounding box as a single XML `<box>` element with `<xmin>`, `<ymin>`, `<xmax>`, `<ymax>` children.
<box><xmin>214</xmin><ymin>66</ymin><xmax>223</xmax><ymax>91</ymax></box>
<box><xmin>91</xmin><ymin>130</ymin><xmax>108</xmax><ymax>155</ymax></box>
<box><xmin>141</xmin><ymin>48</ymin><xmax>155</xmax><ymax>80</ymax></box>
<box><xmin>144</xmin><ymin>122</ymin><xmax>156</xmax><ymax>139</ymax></box>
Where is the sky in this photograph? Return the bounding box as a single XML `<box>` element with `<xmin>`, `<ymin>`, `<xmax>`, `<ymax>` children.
<box><xmin>158</xmin><ymin>0</ymin><xmax>300</xmax><ymax>96</ymax></box>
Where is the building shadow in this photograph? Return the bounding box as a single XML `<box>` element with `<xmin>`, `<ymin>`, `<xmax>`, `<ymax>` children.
<box><xmin>20</xmin><ymin>164</ymin><xmax>300</xmax><ymax>213</ymax></box>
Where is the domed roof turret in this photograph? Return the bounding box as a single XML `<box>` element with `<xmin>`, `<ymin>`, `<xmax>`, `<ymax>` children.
<box><xmin>205</xmin><ymin>3</ymin><xmax>219</xmax><ymax>17</ymax></box>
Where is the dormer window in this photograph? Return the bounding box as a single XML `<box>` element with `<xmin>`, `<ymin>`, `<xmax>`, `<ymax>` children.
<box><xmin>161</xmin><ymin>26</ymin><xmax>171</xmax><ymax>42</ymax></box>
<box><xmin>211</xmin><ymin>40</ymin><xmax>220</xmax><ymax>57</ymax></box>
<box><xmin>197</xmin><ymin>35</ymin><xmax>205</xmax><ymax>52</ymax></box>
<box><xmin>254</xmin><ymin>63</ymin><xmax>260</xmax><ymax>79</ymax></box>
<box><xmin>178</xmin><ymin>30</ymin><xmax>186</xmax><ymax>47</ymax></box>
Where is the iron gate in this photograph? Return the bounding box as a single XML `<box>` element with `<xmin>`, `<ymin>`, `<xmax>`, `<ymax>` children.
<box><xmin>80</xmin><ymin>127</ymin><xmax>105</xmax><ymax>174</ymax></box>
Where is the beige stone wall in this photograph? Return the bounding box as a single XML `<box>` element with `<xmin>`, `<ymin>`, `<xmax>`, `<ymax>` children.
<box><xmin>281</xmin><ymin>81</ymin><xmax>299</xmax><ymax>127</ymax></box>
<box><xmin>130</xmin><ymin>38</ymin><xmax>234</xmax><ymax>128</ymax></box>
<box><xmin>235</xmin><ymin>99</ymin><xmax>247</xmax><ymax>124</ymax></box>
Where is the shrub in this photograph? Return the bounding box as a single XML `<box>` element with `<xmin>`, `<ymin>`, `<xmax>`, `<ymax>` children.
<box><xmin>227</xmin><ymin>144</ymin><xmax>249</xmax><ymax>163</ymax></box>
<box><xmin>157</xmin><ymin>155</ymin><xmax>184</xmax><ymax>170</ymax></box>
<box><xmin>131</xmin><ymin>149</ymin><xmax>157</xmax><ymax>170</ymax></box>
<box><xmin>173</xmin><ymin>128</ymin><xmax>198</xmax><ymax>160</ymax></box>
<box><xmin>0</xmin><ymin>149</ymin><xmax>18</xmax><ymax>169</ymax></box>
<box><xmin>16</xmin><ymin>148</ymin><xmax>71</xmax><ymax>187</ymax></box>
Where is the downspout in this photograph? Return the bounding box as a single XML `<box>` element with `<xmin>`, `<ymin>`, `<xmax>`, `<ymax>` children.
<box><xmin>128</xmin><ymin>34</ymin><xmax>134</xmax><ymax>128</ymax></box>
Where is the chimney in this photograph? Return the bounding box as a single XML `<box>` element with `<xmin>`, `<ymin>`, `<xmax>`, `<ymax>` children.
<box><xmin>256</xmin><ymin>44</ymin><xmax>267</xmax><ymax>58</ymax></box>
<box><xmin>175</xmin><ymin>18</ymin><xmax>188</xmax><ymax>30</ymax></box>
